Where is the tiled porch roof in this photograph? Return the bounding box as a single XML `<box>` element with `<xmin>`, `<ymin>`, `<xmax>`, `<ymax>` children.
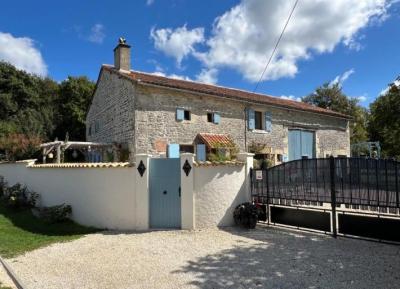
<box><xmin>197</xmin><ymin>133</ymin><xmax>236</xmax><ymax>149</ymax></box>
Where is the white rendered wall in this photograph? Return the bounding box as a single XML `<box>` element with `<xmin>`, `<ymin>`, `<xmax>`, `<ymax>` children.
<box><xmin>193</xmin><ymin>164</ymin><xmax>249</xmax><ymax>228</ymax></box>
<box><xmin>0</xmin><ymin>162</ymin><xmax>137</xmax><ymax>230</ymax></box>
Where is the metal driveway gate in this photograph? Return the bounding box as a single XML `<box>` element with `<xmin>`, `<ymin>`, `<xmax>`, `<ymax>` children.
<box><xmin>251</xmin><ymin>157</ymin><xmax>400</xmax><ymax>242</ymax></box>
<box><xmin>149</xmin><ymin>158</ymin><xmax>181</xmax><ymax>228</ymax></box>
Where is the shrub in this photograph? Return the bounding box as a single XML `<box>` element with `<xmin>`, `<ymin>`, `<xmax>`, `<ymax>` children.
<box><xmin>208</xmin><ymin>152</ymin><xmax>230</xmax><ymax>162</ymax></box>
<box><xmin>0</xmin><ymin>180</ymin><xmax>39</xmax><ymax>209</ymax></box>
<box><xmin>0</xmin><ymin>176</ymin><xmax>7</xmax><ymax>198</ymax></box>
<box><xmin>233</xmin><ymin>202</ymin><xmax>258</xmax><ymax>229</ymax></box>
<box><xmin>39</xmin><ymin>204</ymin><xmax>72</xmax><ymax>223</ymax></box>
<box><xmin>0</xmin><ymin>133</ymin><xmax>42</xmax><ymax>161</ymax></box>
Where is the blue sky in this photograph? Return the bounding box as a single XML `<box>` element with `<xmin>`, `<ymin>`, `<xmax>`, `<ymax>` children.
<box><xmin>0</xmin><ymin>0</ymin><xmax>399</xmax><ymax>107</ymax></box>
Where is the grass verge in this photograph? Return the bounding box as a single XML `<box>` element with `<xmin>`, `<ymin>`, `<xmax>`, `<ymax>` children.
<box><xmin>0</xmin><ymin>203</ymin><xmax>100</xmax><ymax>258</ymax></box>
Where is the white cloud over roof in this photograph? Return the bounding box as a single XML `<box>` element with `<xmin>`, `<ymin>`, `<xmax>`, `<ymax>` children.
<box><xmin>151</xmin><ymin>0</ymin><xmax>394</xmax><ymax>84</ymax></box>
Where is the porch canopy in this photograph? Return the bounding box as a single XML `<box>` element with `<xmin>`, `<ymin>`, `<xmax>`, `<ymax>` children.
<box><xmin>195</xmin><ymin>133</ymin><xmax>236</xmax><ymax>149</ymax></box>
<box><xmin>40</xmin><ymin>141</ymin><xmax>113</xmax><ymax>163</ymax></box>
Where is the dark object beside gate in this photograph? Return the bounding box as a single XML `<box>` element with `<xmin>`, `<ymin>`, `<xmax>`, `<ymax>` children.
<box><xmin>233</xmin><ymin>202</ymin><xmax>258</xmax><ymax>229</ymax></box>
<box><xmin>251</xmin><ymin>156</ymin><xmax>400</xmax><ymax>242</ymax></box>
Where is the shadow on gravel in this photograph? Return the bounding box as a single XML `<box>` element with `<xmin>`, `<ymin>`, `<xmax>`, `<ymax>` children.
<box><xmin>174</xmin><ymin>226</ymin><xmax>400</xmax><ymax>289</ymax></box>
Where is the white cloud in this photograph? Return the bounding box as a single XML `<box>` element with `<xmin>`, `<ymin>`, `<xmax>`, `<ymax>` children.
<box><xmin>151</xmin><ymin>70</ymin><xmax>192</xmax><ymax>81</ymax></box>
<box><xmin>281</xmin><ymin>95</ymin><xmax>302</xmax><ymax>102</ymax></box>
<box><xmin>195</xmin><ymin>68</ymin><xmax>218</xmax><ymax>84</ymax></box>
<box><xmin>151</xmin><ymin>0</ymin><xmax>394</xmax><ymax>83</ymax></box>
<box><xmin>380</xmin><ymin>77</ymin><xmax>400</xmax><ymax>95</ymax></box>
<box><xmin>146</xmin><ymin>0</ymin><xmax>154</xmax><ymax>5</ymax></box>
<box><xmin>356</xmin><ymin>95</ymin><xmax>368</xmax><ymax>102</ymax></box>
<box><xmin>88</xmin><ymin>24</ymin><xmax>105</xmax><ymax>44</ymax></box>
<box><xmin>200</xmin><ymin>0</ymin><xmax>392</xmax><ymax>82</ymax></box>
<box><xmin>0</xmin><ymin>32</ymin><xmax>47</xmax><ymax>76</ymax></box>
<box><xmin>150</xmin><ymin>25</ymin><xmax>204</xmax><ymax>66</ymax></box>
<box><xmin>330</xmin><ymin>69</ymin><xmax>355</xmax><ymax>86</ymax></box>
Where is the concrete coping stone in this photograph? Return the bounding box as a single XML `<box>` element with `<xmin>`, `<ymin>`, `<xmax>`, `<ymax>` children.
<box><xmin>28</xmin><ymin>162</ymin><xmax>134</xmax><ymax>169</ymax></box>
<box><xmin>193</xmin><ymin>160</ymin><xmax>245</xmax><ymax>167</ymax></box>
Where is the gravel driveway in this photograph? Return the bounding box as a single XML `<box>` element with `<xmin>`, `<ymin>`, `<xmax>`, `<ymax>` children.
<box><xmin>6</xmin><ymin>226</ymin><xmax>400</xmax><ymax>289</ymax></box>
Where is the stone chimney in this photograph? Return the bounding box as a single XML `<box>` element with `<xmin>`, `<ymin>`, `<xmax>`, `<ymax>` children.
<box><xmin>114</xmin><ymin>37</ymin><xmax>131</xmax><ymax>72</ymax></box>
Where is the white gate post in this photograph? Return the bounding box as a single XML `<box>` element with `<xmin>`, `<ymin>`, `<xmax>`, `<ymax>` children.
<box><xmin>135</xmin><ymin>154</ymin><xmax>150</xmax><ymax>230</ymax></box>
<box><xmin>180</xmin><ymin>153</ymin><xmax>195</xmax><ymax>230</ymax></box>
<box><xmin>237</xmin><ymin>152</ymin><xmax>254</xmax><ymax>202</ymax></box>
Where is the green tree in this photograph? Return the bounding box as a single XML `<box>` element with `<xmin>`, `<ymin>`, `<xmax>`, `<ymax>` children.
<box><xmin>0</xmin><ymin>62</ymin><xmax>59</xmax><ymax>139</ymax></box>
<box><xmin>303</xmin><ymin>82</ymin><xmax>368</xmax><ymax>144</ymax></box>
<box><xmin>0</xmin><ymin>62</ymin><xmax>95</xmax><ymax>160</ymax></box>
<box><xmin>368</xmin><ymin>82</ymin><xmax>400</xmax><ymax>159</ymax></box>
<box><xmin>0</xmin><ymin>133</ymin><xmax>42</xmax><ymax>161</ymax></box>
<box><xmin>53</xmin><ymin>76</ymin><xmax>95</xmax><ymax>141</ymax></box>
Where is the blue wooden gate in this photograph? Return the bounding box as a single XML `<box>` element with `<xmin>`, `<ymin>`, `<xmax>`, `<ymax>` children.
<box><xmin>149</xmin><ymin>158</ymin><xmax>181</xmax><ymax>228</ymax></box>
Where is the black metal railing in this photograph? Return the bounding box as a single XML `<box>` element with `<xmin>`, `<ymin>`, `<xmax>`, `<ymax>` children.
<box><xmin>251</xmin><ymin>157</ymin><xmax>400</xmax><ymax>209</ymax></box>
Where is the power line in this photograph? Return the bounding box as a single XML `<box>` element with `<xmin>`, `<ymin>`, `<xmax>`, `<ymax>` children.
<box><xmin>253</xmin><ymin>0</ymin><xmax>299</xmax><ymax>93</ymax></box>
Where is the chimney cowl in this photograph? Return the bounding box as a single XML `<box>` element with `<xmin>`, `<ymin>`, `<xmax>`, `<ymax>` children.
<box><xmin>114</xmin><ymin>37</ymin><xmax>131</xmax><ymax>72</ymax></box>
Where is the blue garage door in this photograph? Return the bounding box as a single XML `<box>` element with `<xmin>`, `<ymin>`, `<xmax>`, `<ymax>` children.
<box><xmin>149</xmin><ymin>158</ymin><xmax>181</xmax><ymax>228</ymax></box>
<box><xmin>288</xmin><ymin>130</ymin><xmax>315</xmax><ymax>161</ymax></box>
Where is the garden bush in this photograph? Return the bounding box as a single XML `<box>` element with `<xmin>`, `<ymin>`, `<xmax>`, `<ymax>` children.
<box><xmin>1</xmin><ymin>182</ymin><xmax>39</xmax><ymax>209</ymax></box>
<box><xmin>38</xmin><ymin>204</ymin><xmax>72</xmax><ymax>223</ymax></box>
<box><xmin>0</xmin><ymin>176</ymin><xmax>7</xmax><ymax>198</ymax></box>
<box><xmin>233</xmin><ymin>202</ymin><xmax>258</xmax><ymax>229</ymax></box>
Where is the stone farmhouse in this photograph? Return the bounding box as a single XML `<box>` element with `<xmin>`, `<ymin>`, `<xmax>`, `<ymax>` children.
<box><xmin>86</xmin><ymin>39</ymin><xmax>351</xmax><ymax>163</ymax></box>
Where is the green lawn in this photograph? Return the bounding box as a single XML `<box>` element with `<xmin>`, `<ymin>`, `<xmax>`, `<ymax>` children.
<box><xmin>0</xmin><ymin>204</ymin><xmax>100</xmax><ymax>258</ymax></box>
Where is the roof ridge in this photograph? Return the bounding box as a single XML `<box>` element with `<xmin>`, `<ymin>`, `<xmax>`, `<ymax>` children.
<box><xmin>101</xmin><ymin>65</ymin><xmax>350</xmax><ymax>119</ymax></box>
<box><xmin>130</xmin><ymin>69</ymin><xmax>289</xmax><ymax>101</ymax></box>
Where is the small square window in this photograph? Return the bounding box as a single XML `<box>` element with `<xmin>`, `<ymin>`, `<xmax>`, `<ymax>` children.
<box><xmin>184</xmin><ymin>110</ymin><xmax>191</xmax><ymax>121</ymax></box>
<box><xmin>255</xmin><ymin>111</ymin><xmax>262</xmax><ymax>130</ymax></box>
<box><xmin>277</xmin><ymin>154</ymin><xmax>283</xmax><ymax>162</ymax></box>
<box><xmin>207</xmin><ymin>113</ymin><xmax>213</xmax><ymax>122</ymax></box>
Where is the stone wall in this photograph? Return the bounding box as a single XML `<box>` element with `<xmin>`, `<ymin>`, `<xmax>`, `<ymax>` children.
<box><xmin>134</xmin><ymin>84</ymin><xmax>246</xmax><ymax>155</ymax></box>
<box><xmin>134</xmin><ymin>84</ymin><xmax>350</xmax><ymax>158</ymax></box>
<box><xmin>86</xmin><ymin>69</ymin><xmax>136</xmax><ymax>157</ymax></box>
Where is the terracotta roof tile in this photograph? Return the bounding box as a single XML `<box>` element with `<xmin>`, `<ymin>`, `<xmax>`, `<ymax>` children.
<box><xmin>197</xmin><ymin>133</ymin><xmax>236</xmax><ymax>148</ymax></box>
<box><xmin>102</xmin><ymin>65</ymin><xmax>350</xmax><ymax>119</ymax></box>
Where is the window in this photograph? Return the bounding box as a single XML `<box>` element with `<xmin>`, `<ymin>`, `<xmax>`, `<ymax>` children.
<box><xmin>88</xmin><ymin>125</ymin><xmax>92</xmax><ymax>136</ymax></box>
<box><xmin>207</xmin><ymin>112</ymin><xmax>220</xmax><ymax>124</ymax></box>
<box><xmin>184</xmin><ymin>110</ymin><xmax>191</xmax><ymax>121</ymax></box>
<box><xmin>255</xmin><ymin>111</ymin><xmax>262</xmax><ymax>130</ymax></box>
<box><xmin>176</xmin><ymin>108</ymin><xmax>191</xmax><ymax>121</ymax></box>
<box><xmin>207</xmin><ymin>113</ymin><xmax>213</xmax><ymax>122</ymax></box>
